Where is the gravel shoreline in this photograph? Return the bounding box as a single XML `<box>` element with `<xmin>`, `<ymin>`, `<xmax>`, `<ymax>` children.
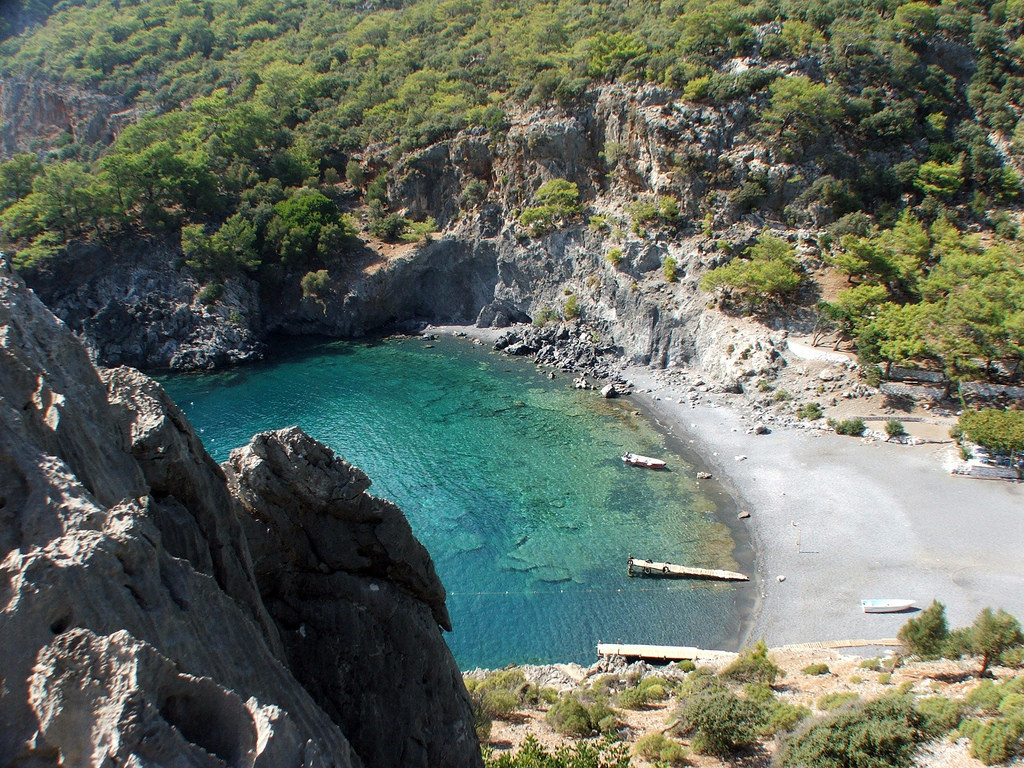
<box><xmin>622</xmin><ymin>365</ymin><xmax>1024</xmax><ymax>650</ymax></box>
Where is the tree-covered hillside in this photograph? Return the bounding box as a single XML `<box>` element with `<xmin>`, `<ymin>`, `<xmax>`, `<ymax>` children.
<box><xmin>1</xmin><ymin>0</ymin><xmax>1023</xmax><ymax>383</ymax></box>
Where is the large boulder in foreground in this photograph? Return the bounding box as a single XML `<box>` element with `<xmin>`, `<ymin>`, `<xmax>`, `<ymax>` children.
<box><xmin>0</xmin><ymin>258</ymin><xmax>480</xmax><ymax>768</ymax></box>
<box><xmin>225</xmin><ymin>427</ymin><xmax>477</xmax><ymax>768</ymax></box>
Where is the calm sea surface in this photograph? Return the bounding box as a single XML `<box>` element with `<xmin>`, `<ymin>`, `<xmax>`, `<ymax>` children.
<box><xmin>162</xmin><ymin>335</ymin><xmax>747</xmax><ymax>669</ymax></box>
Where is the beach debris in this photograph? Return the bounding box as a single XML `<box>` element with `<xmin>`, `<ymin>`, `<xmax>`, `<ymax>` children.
<box><xmin>738</xmin><ymin>510</ymin><xmax>751</xmax><ymax>519</ymax></box>
<box><xmin>696</xmin><ymin>471</ymin><xmax>713</xmax><ymax>479</ymax></box>
<box><xmin>601</xmin><ymin>383</ymin><xmax>619</xmax><ymax>398</ymax></box>
<box><xmin>777</xmin><ymin>575</ymin><xmax>786</xmax><ymax>582</ymax></box>
<box><xmin>734</xmin><ymin>454</ymin><xmax>747</xmax><ymax>462</ymax></box>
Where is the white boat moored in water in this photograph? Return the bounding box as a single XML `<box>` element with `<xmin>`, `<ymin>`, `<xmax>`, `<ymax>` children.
<box><xmin>621</xmin><ymin>453</ymin><xmax>667</xmax><ymax>469</ymax></box>
<box><xmin>861</xmin><ymin>599</ymin><xmax>916</xmax><ymax>613</ymax></box>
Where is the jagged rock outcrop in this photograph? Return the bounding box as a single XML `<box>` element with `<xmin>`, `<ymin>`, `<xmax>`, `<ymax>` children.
<box><xmin>0</xmin><ymin>259</ymin><xmax>480</xmax><ymax>767</ymax></box>
<box><xmin>225</xmin><ymin>428</ymin><xmax>478</xmax><ymax>768</ymax></box>
<box><xmin>23</xmin><ymin>241</ymin><xmax>264</xmax><ymax>370</ymax></box>
<box><xmin>0</xmin><ymin>76</ymin><xmax>140</xmax><ymax>156</ymax></box>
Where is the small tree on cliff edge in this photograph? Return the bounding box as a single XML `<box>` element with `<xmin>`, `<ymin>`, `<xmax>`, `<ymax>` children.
<box><xmin>970</xmin><ymin>607</ymin><xmax>1023</xmax><ymax>677</ymax></box>
<box><xmin>898</xmin><ymin>600</ymin><xmax>949</xmax><ymax>659</ymax></box>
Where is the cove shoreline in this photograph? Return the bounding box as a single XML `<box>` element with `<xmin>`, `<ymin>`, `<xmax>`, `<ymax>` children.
<box><xmin>621</xmin><ymin>364</ymin><xmax>1024</xmax><ymax>653</ymax></box>
<box><xmin>426</xmin><ymin>323</ymin><xmax>1024</xmax><ymax>657</ymax></box>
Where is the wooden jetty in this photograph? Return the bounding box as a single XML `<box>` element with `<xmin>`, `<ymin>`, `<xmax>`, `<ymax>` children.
<box><xmin>627</xmin><ymin>556</ymin><xmax>749</xmax><ymax>582</ymax></box>
<box><xmin>597</xmin><ymin>643</ymin><xmax>738</xmax><ymax>663</ymax></box>
<box><xmin>598</xmin><ymin>638</ymin><xmax>900</xmax><ymax>663</ymax></box>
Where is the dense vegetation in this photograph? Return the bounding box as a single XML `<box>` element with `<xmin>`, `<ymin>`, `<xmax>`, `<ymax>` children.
<box><xmin>474</xmin><ymin>606</ymin><xmax>1024</xmax><ymax>767</ymax></box>
<box><xmin>1</xmin><ymin>0</ymin><xmax>1024</xmax><ymax>385</ymax></box>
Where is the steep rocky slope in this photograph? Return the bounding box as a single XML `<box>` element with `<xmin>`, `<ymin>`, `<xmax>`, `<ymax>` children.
<box><xmin>0</xmin><ymin>257</ymin><xmax>480</xmax><ymax>767</ymax></box>
<box><xmin>17</xmin><ymin>84</ymin><xmax>787</xmax><ymax>393</ymax></box>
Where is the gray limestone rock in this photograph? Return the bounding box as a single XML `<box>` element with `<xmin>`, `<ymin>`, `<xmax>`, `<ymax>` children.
<box><xmin>225</xmin><ymin>428</ymin><xmax>479</xmax><ymax>768</ymax></box>
<box><xmin>0</xmin><ymin>260</ymin><xmax>480</xmax><ymax>768</ymax></box>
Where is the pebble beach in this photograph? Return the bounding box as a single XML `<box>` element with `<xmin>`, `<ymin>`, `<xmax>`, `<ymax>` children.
<box><xmin>624</xmin><ymin>365</ymin><xmax>1024</xmax><ymax>650</ymax></box>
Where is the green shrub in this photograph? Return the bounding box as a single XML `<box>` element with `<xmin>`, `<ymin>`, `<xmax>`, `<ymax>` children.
<box><xmin>898</xmin><ymin>600</ymin><xmax>949</xmax><ymax>659</ymax></box>
<box><xmin>663</xmin><ymin>255</ymin><xmax>678</xmax><ymax>282</ymax></box>
<box><xmin>519</xmin><ymin>179</ymin><xmax>582</xmax><ymax>235</ymax></box>
<box><xmin>617</xmin><ymin>687</ymin><xmax>649</xmax><ymax>710</ymax></box>
<box><xmin>545</xmin><ymin>695</ymin><xmax>616</xmax><ymax>737</ymax></box>
<box><xmin>197</xmin><ymin>283</ymin><xmax>224</xmax><ymax>305</ymax></box>
<box><xmin>300</xmin><ymin>268</ymin><xmax>330</xmax><ymax>299</ymax></box>
<box><xmin>1000</xmin><ymin>693</ymin><xmax>1024</xmax><ymax>718</ymax></box>
<box><xmin>859</xmin><ymin>657</ymin><xmax>882</xmax><ymax>671</ymax></box>
<box><xmin>943</xmin><ymin>626</ymin><xmax>974</xmax><ymax>659</ymax></box>
<box><xmin>564</xmin><ymin>293</ymin><xmax>580</xmax><ymax>319</ymax></box>
<box><xmin>590</xmin><ymin>674</ymin><xmax>621</xmax><ymax>698</ymax></box>
<box><xmin>368</xmin><ymin>212</ymin><xmax>410</xmax><ymax>241</ymax></box>
<box><xmin>803</xmin><ymin>663</ymin><xmax>831</xmax><ymax>676</ymax></box>
<box><xmin>916</xmin><ymin>696</ymin><xmax>965</xmax><ymax>736</ymax></box>
<box><xmin>675</xmin><ymin>660</ymin><xmax>696</xmax><ymax>673</ymax></box>
<box><xmin>606</xmin><ymin>247</ymin><xmax>623</xmax><ymax>266</ymax></box>
<box><xmin>773</xmin><ymin>388</ymin><xmax>792</xmax><ymax>402</ymax></box>
<box><xmin>797</xmin><ymin>402</ymin><xmax>824</xmax><ymax>420</ymax></box>
<box><xmin>533</xmin><ymin>306</ymin><xmax>557</xmax><ymax>327</ymax></box>
<box><xmin>484</xmin><ymin>734</ymin><xmax>630</xmax><ymax>768</ymax></box>
<box><xmin>634</xmin><ymin>732</ymin><xmax>687</xmax><ymax>765</ymax></box>
<box><xmin>885</xmin><ymin>419</ymin><xmax>907</xmax><ymax>438</ymax></box>
<box><xmin>482</xmin><ymin>689</ymin><xmax>519</xmax><ymax>719</ymax></box>
<box><xmin>818</xmin><ymin>692</ymin><xmax>859</xmax><ymax>711</ymax></box>
<box><xmin>699</xmin><ymin>230</ymin><xmax>803</xmax><ymax>310</ymax></box>
<box><xmin>720</xmin><ymin>640</ymin><xmax>782</xmax><ymax>685</ymax></box>
<box><xmin>970</xmin><ymin>718</ymin><xmax>1024</xmax><ymax>765</ymax></box>
<box><xmin>674</xmin><ymin>686</ymin><xmax>765</xmax><ymax>756</ymax></box>
<box><xmin>878</xmin><ymin>673</ymin><xmax>892</xmax><ymax>685</ymax></box>
<box><xmin>968</xmin><ymin>680</ymin><xmax>1005</xmax><ymax>712</ymax></box>
<box><xmin>970</xmin><ymin>607</ymin><xmax>1024</xmax><ymax>676</ymax></box>
<box><xmin>545</xmin><ymin>697</ymin><xmax>592</xmax><ymax>736</ymax></box>
<box><xmin>828</xmin><ymin>417</ymin><xmax>866</xmax><ymax>436</ymax></box>
<box><xmin>365</xmin><ymin>174</ymin><xmax>387</xmax><ymax>204</ymax></box>
<box><xmin>1001</xmin><ymin>647</ymin><xmax>1024</xmax><ymax>668</ymax></box>
<box><xmin>769</xmin><ymin>702</ymin><xmax>812</xmax><ymax>735</ymax></box>
<box><xmin>777</xmin><ymin>693</ymin><xmax>924</xmax><ymax>768</ymax></box>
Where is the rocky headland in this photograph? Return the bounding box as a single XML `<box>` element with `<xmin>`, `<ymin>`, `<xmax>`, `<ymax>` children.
<box><xmin>0</xmin><ymin>258</ymin><xmax>480</xmax><ymax>766</ymax></box>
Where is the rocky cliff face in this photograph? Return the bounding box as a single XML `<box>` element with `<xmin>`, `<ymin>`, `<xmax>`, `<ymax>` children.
<box><xmin>0</xmin><ymin>258</ymin><xmax>480</xmax><ymax>767</ymax></box>
<box><xmin>0</xmin><ymin>76</ymin><xmax>140</xmax><ymax>156</ymax></box>
<box><xmin>24</xmin><ymin>240</ymin><xmax>265</xmax><ymax>370</ymax></box>
<box><xmin>16</xmin><ymin>83</ymin><xmax>789</xmax><ymax>389</ymax></box>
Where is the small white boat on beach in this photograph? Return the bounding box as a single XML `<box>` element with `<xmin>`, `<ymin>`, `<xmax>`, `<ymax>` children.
<box><xmin>861</xmin><ymin>599</ymin><xmax>916</xmax><ymax>614</ymax></box>
<box><xmin>622</xmin><ymin>453</ymin><xmax>667</xmax><ymax>469</ymax></box>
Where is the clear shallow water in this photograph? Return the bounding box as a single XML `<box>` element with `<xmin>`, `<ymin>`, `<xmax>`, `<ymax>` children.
<box><xmin>162</xmin><ymin>335</ymin><xmax>746</xmax><ymax>669</ymax></box>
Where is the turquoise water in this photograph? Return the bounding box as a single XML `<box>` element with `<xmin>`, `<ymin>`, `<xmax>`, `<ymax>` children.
<box><xmin>162</xmin><ymin>335</ymin><xmax>747</xmax><ymax>669</ymax></box>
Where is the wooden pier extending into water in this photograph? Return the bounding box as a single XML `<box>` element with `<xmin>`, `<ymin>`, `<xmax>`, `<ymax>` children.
<box><xmin>597</xmin><ymin>638</ymin><xmax>899</xmax><ymax>663</ymax></box>
<box><xmin>596</xmin><ymin>643</ymin><xmax>738</xmax><ymax>662</ymax></box>
<box><xmin>627</xmin><ymin>556</ymin><xmax>749</xmax><ymax>582</ymax></box>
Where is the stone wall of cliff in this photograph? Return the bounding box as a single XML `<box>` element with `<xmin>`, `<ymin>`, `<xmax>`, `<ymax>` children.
<box><xmin>15</xmin><ymin>83</ymin><xmax>788</xmax><ymax>389</ymax></box>
<box><xmin>0</xmin><ymin>76</ymin><xmax>141</xmax><ymax>156</ymax></box>
<box><xmin>0</xmin><ymin>257</ymin><xmax>480</xmax><ymax>767</ymax></box>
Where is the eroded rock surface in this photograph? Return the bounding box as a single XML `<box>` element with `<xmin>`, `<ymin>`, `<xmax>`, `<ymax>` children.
<box><xmin>226</xmin><ymin>428</ymin><xmax>478</xmax><ymax>768</ymax></box>
<box><xmin>0</xmin><ymin>259</ymin><xmax>480</xmax><ymax>767</ymax></box>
